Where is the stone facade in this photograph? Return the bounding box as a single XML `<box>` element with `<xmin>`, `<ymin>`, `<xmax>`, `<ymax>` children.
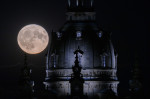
<box><xmin>43</xmin><ymin>0</ymin><xmax>119</xmax><ymax>98</ymax></box>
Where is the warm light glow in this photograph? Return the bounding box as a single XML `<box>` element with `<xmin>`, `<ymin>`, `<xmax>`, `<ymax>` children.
<box><xmin>17</xmin><ymin>24</ymin><xmax>49</xmax><ymax>54</ymax></box>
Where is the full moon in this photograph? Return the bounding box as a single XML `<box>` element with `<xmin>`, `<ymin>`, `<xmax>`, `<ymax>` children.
<box><xmin>17</xmin><ymin>24</ymin><xmax>49</xmax><ymax>54</ymax></box>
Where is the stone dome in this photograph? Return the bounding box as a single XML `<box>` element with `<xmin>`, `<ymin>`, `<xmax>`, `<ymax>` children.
<box><xmin>48</xmin><ymin>21</ymin><xmax>116</xmax><ymax>69</ymax></box>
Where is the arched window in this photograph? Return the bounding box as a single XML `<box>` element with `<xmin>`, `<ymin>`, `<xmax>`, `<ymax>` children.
<box><xmin>76</xmin><ymin>31</ymin><xmax>82</xmax><ymax>40</ymax></box>
<box><xmin>102</xmin><ymin>55</ymin><xmax>106</xmax><ymax>67</ymax></box>
<box><xmin>98</xmin><ymin>31</ymin><xmax>103</xmax><ymax>38</ymax></box>
<box><xmin>76</xmin><ymin>31</ymin><xmax>81</xmax><ymax>37</ymax></box>
<box><xmin>56</xmin><ymin>32</ymin><xmax>62</xmax><ymax>39</ymax></box>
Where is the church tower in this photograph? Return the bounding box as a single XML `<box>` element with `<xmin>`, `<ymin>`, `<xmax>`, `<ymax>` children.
<box><xmin>19</xmin><ymin>54</ymin><xmax>34</xmax><ymax>99</ymax></box>
<box><xmin>43</xmin><ymin>0</ymin><xmax>119</xmax><ymax>98</ymax></box>
<box><xmin>129</xmin><ymin>56</ymin><xmax>143</xmax><ymax>98</ymax></box>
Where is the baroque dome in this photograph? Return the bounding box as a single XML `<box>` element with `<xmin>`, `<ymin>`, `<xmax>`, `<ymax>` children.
<box><xmin>48</xmin><ymin>21</ymin><xmax>116</xmax><ymax>69</ymax></box>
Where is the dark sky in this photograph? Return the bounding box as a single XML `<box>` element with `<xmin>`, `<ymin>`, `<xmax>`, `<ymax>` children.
<box><xmin>0</xmin><ymin>0</ymin><xmax>148</xmax><ymax>98</ymax></box>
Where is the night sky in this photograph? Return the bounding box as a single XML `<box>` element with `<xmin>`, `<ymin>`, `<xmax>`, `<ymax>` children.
<box><xmin>0</xmin><ymin>0</ymin><xmax>148</xmax><ymax>98</ymax></box>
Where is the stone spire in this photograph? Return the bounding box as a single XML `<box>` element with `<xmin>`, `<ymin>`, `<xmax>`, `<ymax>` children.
<box><xmin>129</xmin><ymin>55</ymin><xmax>143</xmax><ymax>98</ymax></box>
<box><xmin>132</xmin><ymin>58</ymin><xmax>141</xmax><ymax>80</ymax></box>
<box><xmin>69</xmin><ymin>46</ymin><xmax>84</xmax><ymax>98</ymax></box>
<box><xmin>22</xmin><ymin>54</ymin><xmax>32</xmax><ymax>83</ymax></box>
<box><xmin>67</xmin><ymin>0</ymin><xmax>94</xmax><ymax>11</ymax></box>
<box><xmin>72</xmin><ymin>46</ymin><xmax>84</xmax><ymax>77</ymax></box>
<box><xmin>19</xmin><ymin>54</ymin><xmax>34</xmax><ymax>99</ymax></box>
<box><xmin>66</xmin><ymin>0</ymin><xmax>96</xmax><ymax>21</ymax></box>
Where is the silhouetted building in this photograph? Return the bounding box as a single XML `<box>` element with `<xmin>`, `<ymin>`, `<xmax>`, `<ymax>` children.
<box><xmin>129</xmin><ymin>57</ymin><xmax>143</xmax><ymax>99</ymax></box>
<box><xmin>43</xmin><ymin>0</ymin><xmax>119</xmax><ymax>99</ymax></box>
<box><xmin>19</xmin><ymin>54</ymin><xmax>34</xmax><ymax>99</ymax></box>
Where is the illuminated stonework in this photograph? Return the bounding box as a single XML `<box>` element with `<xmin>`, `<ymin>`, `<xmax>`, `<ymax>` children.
<box><xmin>43</xmin><ymin>0</ymin><xmax>119</xmax><ymax>99</ymax></box>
